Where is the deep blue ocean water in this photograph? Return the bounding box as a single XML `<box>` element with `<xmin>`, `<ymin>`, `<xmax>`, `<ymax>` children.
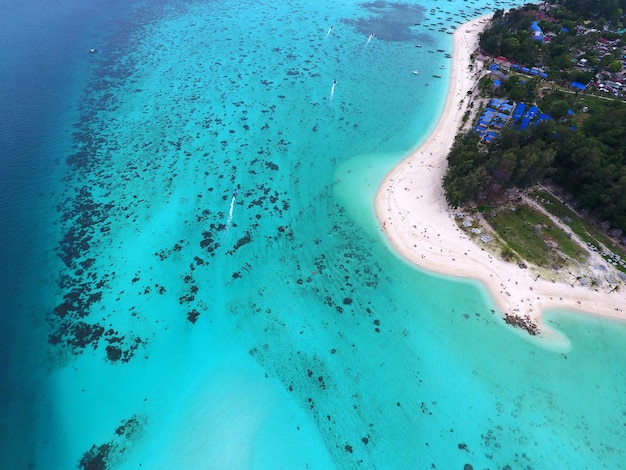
<box><xmin>2</xmin><ymin>1</ymin><xmax>626</xmax><ymax>469</ymax></box>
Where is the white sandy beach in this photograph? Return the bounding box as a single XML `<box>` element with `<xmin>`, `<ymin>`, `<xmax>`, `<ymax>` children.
<box><xmin>375</xmin><ymin>15</ymin><xmax>626</xmax><ymax>332</ymax></box>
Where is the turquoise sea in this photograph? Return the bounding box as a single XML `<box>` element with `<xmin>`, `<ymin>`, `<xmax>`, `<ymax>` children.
<box><xmin>2</xmin><ymin>0</ymin><xmax>626</xmax><ymax>468</ymax></box>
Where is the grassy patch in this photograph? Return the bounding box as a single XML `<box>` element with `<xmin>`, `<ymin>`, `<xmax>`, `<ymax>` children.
<box><xmin>455</xmin><ymin>215</ymin><xmax>516</xmax><ymax>262</ymax></box>
<box><xmin>531</xmin><ymin>188</ymin><xmax>626</xmax><ymax>274</ymax></box>
<box><xmin>485</xmin><ymin>203</ymin><xmax>588</xmax><ymax>269</ymax></box>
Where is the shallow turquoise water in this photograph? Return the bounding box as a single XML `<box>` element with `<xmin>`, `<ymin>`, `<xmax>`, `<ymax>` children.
<box><xmin>3</xmin><ymin>0</ymin><xmax>626</xmax><ymax>468</ymax></box>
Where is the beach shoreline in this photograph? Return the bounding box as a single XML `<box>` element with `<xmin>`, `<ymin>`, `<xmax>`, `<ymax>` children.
<box><xmin>374</xmin><ymin>14</ymin><xmax>626</xmax><ymax>333</ymax></box>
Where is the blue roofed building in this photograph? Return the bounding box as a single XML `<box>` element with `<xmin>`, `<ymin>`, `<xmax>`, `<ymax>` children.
<box><xmin>512</xmin><ymin>103</ymin><xmax>526</xmax><ymax>120</ymax></box>
<box><xmin>525</xmin><ymin>105</ymin><xmax>539</xmax><ymax>119</ymax></box>
<box><xmin>530</xmin><ymin>21</ymin><xmax>544</xmax><ymax>41</ymax></box>
<box><xmin>520</xmin><ymin>117</ymin><xmax>531</xmax><ymax>130</ymax></box>
<box><xmin>537</xmin><ymin>113</ymin><xmax>551</xmax><ymax>122</ymax></box>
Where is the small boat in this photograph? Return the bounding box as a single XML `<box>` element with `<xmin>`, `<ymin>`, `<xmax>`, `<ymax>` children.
<box><xmin>439</xmin><ymin>65</ymin><xmax>446</xmax><ymax>69</ymax></box>
<box><xmin>432</xmin><ymin>74</ymin><xmax>442</xmax><ymax>78</ymax></box>
<box><xmin>412</xmin><ymin>70</ymin><xmax>419</xmax><ymax>75</ymax></box>
<box><xmin>233</xmin><ymin>187</ymin><xmax>238</xmax><ymax>197</ymax></box>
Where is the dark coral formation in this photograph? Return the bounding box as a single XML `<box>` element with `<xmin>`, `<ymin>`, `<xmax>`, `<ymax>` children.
<box><xmin>187</xmin><ymin>309</ymin><xmax>201</xmax><ymax>324</ymax></box>
<box><xmin>504</xmin><ymin>313</ymin><xmax>540</xmax><ymax>335</ymax></box>
<box><xmin>79</xmin><ymin>443</ymin><xmax>112</xmax><ymax>470</ymax></box>
<box><xmin>79</xmin><ymin>415</ymin><xmax>145</xmax><ymax>469</ymax></box>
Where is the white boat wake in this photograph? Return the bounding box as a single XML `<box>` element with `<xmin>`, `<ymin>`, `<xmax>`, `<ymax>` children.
<box><xmin>225</xmin><ymin>188</ymin><xmax>237</xmax><ymax>231</ymax></box>
<box><xmin>329</xmin><ymin>79</ymin><xmax>337</xmax><ymax>102</ymax></box>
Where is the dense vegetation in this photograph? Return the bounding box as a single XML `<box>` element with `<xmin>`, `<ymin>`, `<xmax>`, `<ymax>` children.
<box><xmin>479</xmin><ymin>1</ymin><xmax>626</xmax><ymax>83</ymax></box>
<box><xmin>557</xmin><ymin>0</ymin><xmax>626</xmax><ymax>20</ymax></box>
<box><xmin>443</xmin><ymin>98</ymin><xmax>626</xmax><ymax>232</ymax></box>
<box><xmin>444</xmin><ymin>0</ymin><xmax>626</xmax><ymax>235</ymax></box>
